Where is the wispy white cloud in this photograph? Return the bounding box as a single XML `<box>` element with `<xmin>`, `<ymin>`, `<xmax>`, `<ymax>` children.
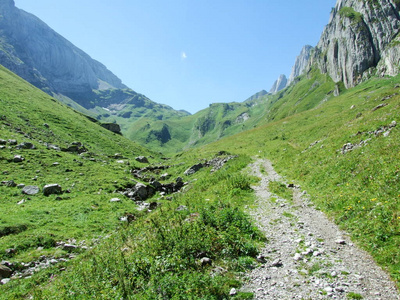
<box><xmin>181</xmin><ymin>51</ymin><xmax>187</xmax><ymax>60</ymax></box>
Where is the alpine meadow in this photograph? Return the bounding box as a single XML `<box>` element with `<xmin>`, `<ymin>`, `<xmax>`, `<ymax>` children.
<box><xmin>1</xmin><ymin>0</ymin><xmax>400</xmax><ymax>299</ymax></box>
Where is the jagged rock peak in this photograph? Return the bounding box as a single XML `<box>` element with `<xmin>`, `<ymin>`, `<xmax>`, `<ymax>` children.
<box><xmin>312</xmin><ymin>0</ymin><xmax>400</xmax><ymax>88</ymax></box>
<box><xmin>269</xmin><ymin>74</ymin><xmax>287</xmax><ymax>94</ymax></box>
<box><xmin>287</xmin><ymin>45</ymin><xmax>313</xmax><ymax>86</ymax></box>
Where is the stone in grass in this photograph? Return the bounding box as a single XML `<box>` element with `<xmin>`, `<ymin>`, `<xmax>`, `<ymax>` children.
<box><xmin>43</xmin><ymin>184</ymin><xmax>62</xmax><ymax>196</ymax></box>
<box><xmin>0</xmin><ymin>265</ymin><xmax>12</xmax><ymax>279</ymax></box>
<box><xmin>22</xmin><ymin>185</ymin><xmax>40</xmax><ymax>195</ymax></box>
<box><xmin>229</xmin><ymin>288</ymin><xmax>237</xmax><ymax>296</ymax></box>
<box><xmin>200</xmin><ymin>257</ymin><xmax>212</xmax><ymax>266</ymax></box>
<box><xmin>13</xmin><ymin>155</ymin><xmax>24</xmax><ymax>163</ymax></box>
<box><xmin>110</xmin><ymin>198</ymin><xmax>121</xmax><ymax>203</ymax></box>
<box><xmin>135</xmin><ymin>156</ymin><xmax>149</xmax><ymax>163</ymax></box>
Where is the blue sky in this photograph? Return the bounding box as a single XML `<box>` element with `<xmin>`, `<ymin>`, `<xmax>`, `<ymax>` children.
<box><xmin>15</xmin><ymin>0</ymin><xmax>336</xmax><ymax>114</ymax></box>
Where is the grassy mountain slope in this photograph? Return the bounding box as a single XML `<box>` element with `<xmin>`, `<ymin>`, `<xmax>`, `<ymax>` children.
<box><xmin>130</xmin><ymin>69</ymin><xmax>337</xmax><ymax>154</ymax></box>
<box><xmin>0</xmin><ymin>66</ymin><xmax>263</xmax><ymax>299</ymax></box>
<box><xmin>198</xmin><ymin>73</ymin><xmax>400</xmax><ymax>284</ymax></box>
<box><xmin>0</xmin><ymin>64</ymin><xmax>157</xmax><ymax>268</ymax></box>
<box><xmin>1</xmin><ymin>65</ymin><xmax>400</xmax><ymax>298</ymax></box>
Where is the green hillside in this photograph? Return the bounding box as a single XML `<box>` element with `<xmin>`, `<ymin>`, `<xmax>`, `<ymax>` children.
<box><xmin>0</xmin><ymin>65</ymin><xmax>263</xmax><ymax>299</ymax></box>
<box><xmin>1</xmin><ymin>62</ymin><xmax>399</xmax><ymax>298</ymax></box>
<box><xmin>200</xmin><ymin>73</ymin><xmax>400</xmax><ymax>284</ymax></box>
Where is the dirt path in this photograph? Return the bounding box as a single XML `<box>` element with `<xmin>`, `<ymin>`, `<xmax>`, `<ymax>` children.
<box><xmin>242</xmin><ymin>159</ymin><xmax>399</xmax><ymax>300</ymax></box>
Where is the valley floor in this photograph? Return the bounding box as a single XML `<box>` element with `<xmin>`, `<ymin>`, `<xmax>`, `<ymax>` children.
<box><xmin>242</xmin><ymin>159</ymin><xmax>399</xmax><ymax>300</ymax></box>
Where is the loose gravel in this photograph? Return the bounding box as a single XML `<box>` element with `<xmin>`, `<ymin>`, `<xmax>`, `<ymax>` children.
<box><xmin>241</xmin><ymin>159</ymin><xmax>400</xmax><ymax>300</ymax></box>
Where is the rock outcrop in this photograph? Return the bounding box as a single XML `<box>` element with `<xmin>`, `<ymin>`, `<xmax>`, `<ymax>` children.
<box><xmin>269</xmin><ymin>74</ymin><xmax>288</xmax><ymax>94</ymax></box>
<box><xmin>287</xmin><ymin>45</ymin><xmax>313</xmax><ymax>86</ymax></box>
<box><xmin>312</xmin><ymin>0</ymin><xmax>400</xmax><ymax>88</ymax></box>
<box><xmin>0</xmin><ymin>0</ymin><xmax>126</xmax><ymax>102</ymax></box>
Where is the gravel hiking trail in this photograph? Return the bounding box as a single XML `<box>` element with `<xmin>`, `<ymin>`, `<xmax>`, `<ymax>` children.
<box><xmin>241</xmin><ymin>159</ymin><xmax>399</xmax><ymax>300</ymax></box>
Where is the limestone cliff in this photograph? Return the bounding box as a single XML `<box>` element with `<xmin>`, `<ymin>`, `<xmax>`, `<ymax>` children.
<box><xmin>0</xmin><ymin>0</ymin><xmax>126</xmax><ymax>103</ymax></box>
<box><xmin>269</xmin><ymin>74</ymin><xmax>287</xmax><ymax>94</ymax></box>
<box><xmin>287</xmin><ymin>45</ymin><xmax>313</xmax><ymax>86</ymax></box>
<box><xmin>312</xmin><ymin>0</ymin><xmax>400</xmax><ymax>88</ymax></box>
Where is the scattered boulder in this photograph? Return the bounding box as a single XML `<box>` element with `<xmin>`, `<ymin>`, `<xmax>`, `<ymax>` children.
<box><xmin>200</xmin><ymin>257</ymin><xmax>212</xmax><ymax>266</ymax></box>
<box><xmin>62</xmin><ymin>142</ymin><xmax>87</xmax><ymax>154</ymax></box>
<box><xmin>22</xmin><ymin>185</ymin><xmax>40</xmax><ymax>195</ymax></box>
<box><xmin>176</xmin><ymin>205</ymin><xmax>188</xmax><ymax>211</ymax></box>
<box><xmin>3</xmin><ymin>180</ymin><xmax>17</xmax><ymax>187</ymax></box>
<box><xmin>101</xmin><ymin>123</ymin><xmax>121</xmax><ymax>134</ymax></box>
<box><xmin>45</xmin><ymin>143</ymin><xmax>61</xmax><ymax>151</ymax></box>
<box><xmin>13</xmin><ymin>155</ymin><xmax>24</xmax><ymax>163</ymax></box>
<box><xmin>372</xmin><ymin>103</ymin><xmax>389</xmax><ymax>112</ymax></box>
<box><xmin>0</xmin><ymin>265</ymin><xmax>12</xmax><ymax>279</ymax></box>
<box><xmin>110</xmin><ymin>198</ymin><xmax>121</xmax><ymax>203</ymax></box>
<box><xmin>0</xmin><ymin>139</ymin><xmax>6</xmax><ymax>145</ymax></box>
<box><xmin>184</xmin><ymin>163</ymin><xmax>204</xmax><ymax>176</ymax></box>
<box><xmin>43</xmin><ymin>184</ymin><xmax>62</xmax><ymax>196</ymax></box>
<box><xmin>134</xmin><ymin>183</ymin><xmax>148</xmax><ymax>200</ymax></box>
<box><xmin>7</xmin><ymin>139</ymin><xmax>17</xmax><ymax>145</ymax></box>
<box><xmin>16</xmin><ymin>142</ymin><xmax>35</xmax><ymax>150</ymax></box>
<box><xmin>229</xmin><ymin>288</ymin><xmax>237</xmax><ymax>296</ymax></box>
<box><xmin>135</xmin><ymin>156</ymin><xmax>149</xmax><ymax>163</ymax></box>
<box><xmin>160</xmin><ymin>173</ymin><xmax>171</xmax><ymax>180</ymax></box>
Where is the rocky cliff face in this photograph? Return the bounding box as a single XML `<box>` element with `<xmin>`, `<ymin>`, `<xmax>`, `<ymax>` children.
<box><xmin>287</xmin><ymin>45</ymin><xmax>313</xmax><ymax>86</ymax></box>
<box><xmin>269</xmin><ymin>74</ymin><xmax>288</xmax><ymax>94</ymax></box>
<box><xmin>0</xmin><ymin>0</ymin><xmax>126</xmax><ymax>104</ymax></box>
<box><xmin>312</xmin><ymin>0</ymin><xmax>400</xmax><ymax>88</ymax></box>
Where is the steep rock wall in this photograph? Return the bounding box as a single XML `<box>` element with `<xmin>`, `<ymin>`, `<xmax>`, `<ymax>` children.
<box><xmin>0</xmin><ymin>0</ymin><xmax>126</xmax><ymax>97</ymax></box>
<box><xmin>313</xmin><ymin>0</ymin><xmax>400</xmax><ymax>88</ymax></box>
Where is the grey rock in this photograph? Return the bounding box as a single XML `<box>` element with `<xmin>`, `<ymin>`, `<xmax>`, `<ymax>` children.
<box><xmin>0</xmin><ymin>265</ymin><xmax>12</xmax><ymax>279</ymax></box>
<box><xmin>16</xmin><ymin>142</ymin><xmax>35</xmax><ymax>149</ymax></box>
<box><xmin>176</xmin><ymin>205</ymin><xmax>188</xmax><ymax>211</ymax></box>
<box><xmin>7</xmin><ymin>139</ymin><xmax>17</xmax><ymax>145</ymax></box>
<box><xmin>43</xmin><ymin>184</ymin><xmax>62</xmax><ymax>196</ymax></box>
<box><xmin>101</xmin><ymin>123</ymin><xmax>121</xmax><ymax>134</ymax></box>
<box><xmin>135</xmin><ymin>156</ymin><xmax>149</xmax><ymax>163</ymax></box>
<box><xmin>270</xmin><ymin>258</ymin><xmax>283</xmax><ymax>267</ymax></box>
<box><xmin>110</xmin><ymin>198</ymin><xmax>121</xmax><ymax>203</ymax></box>
<box><xmin>184</xmin><ymin>163</ymin><xmax>204</xmax><ymax>176</ymax></box>
<box><xmin>200</xmin><ymin>257</ymin><xmax>212</xmax><ymax>266</ymax></box>
<box><xmin>150</xmin><ymin>180</ymin><xmax>162</xmax><ymax>191</ymax></box>
<box><xmin>4</xmin><ymin>180</ymin><xmax>17</xmax><ymax>187</ymax></box>
<box><xmin>17</xmin><ymin>199</ymin><xmax>26</xmax><ymax>205</ymax></box>
<box><xmin>0</xmin><ymin>139</ymin><xmax>6</xmax><ymax>145</ymax></box>
<box><xmin>135</xmin><ymin>183</ymin><xmax>148</xmax><ymax>200</ymax></box>
<box><xmin>13</xmin><ymin>155</ymin><xmax>24</xmax><ymax>162</ymax></box>
<box><xmin>160</xmin><ymin>173</ymin><xmax>171</xmax><ymax>180</ymax></box>
<box><xmin>22</xmin><ymin>185</ymin><xmax>40</xmax><ymax>195</ymax></box>
<box><xmin>63</xmin><ymin>244</ymin><xmax>78</xmax><ymax>251</ymax></box>
<box><xmin>229</xmin><ymin>288</ymin><xmax>237</xmax><ymax>296</ymax></box>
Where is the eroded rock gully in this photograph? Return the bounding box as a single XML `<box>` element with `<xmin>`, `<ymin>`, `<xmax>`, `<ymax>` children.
<box><xmin>242</xmin><ymin>159</ymin><xmax>399</xmax><ymax>300</ymax></box>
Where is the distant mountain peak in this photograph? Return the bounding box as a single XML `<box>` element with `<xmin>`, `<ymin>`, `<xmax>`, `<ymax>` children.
<box><xmin>269</xmin><ymin>74</ymin><xmax>287</xmax><ymax>94</ymax></box>
<box><xmin>0</xmin><ymin>1</ymin><xmax>127</xmax><ymax>106</ymax></box>
<box><xmin>287</xmin><ymin>45</ymin><xmax>313</xmax><ymax>86</ymax></box>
